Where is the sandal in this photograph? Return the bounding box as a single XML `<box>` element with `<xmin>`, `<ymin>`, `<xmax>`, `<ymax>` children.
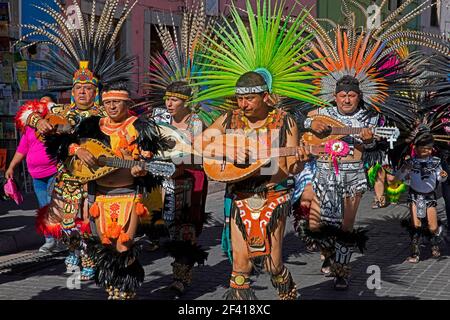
<box><xmin>65</xmin><ymin>253</ymin><xmax>80</xmax><ymax>272</ymax></box>
<box><xmin>431</xmin><ymin>245</ymin><xmax>441</xmax><ymax>259</ymax></box>
<box><xmin>333</xmin><ymin>277</ymin><xmax>349</xmax><ymax>291</ymax></box>
<box><xmin>80</xmin><ymin>267</ymin><xmax>96</xmax><ymax>281</ymax></box>
<box><xmin>305</xmin><ymin>242</ymin><xmax>317</xmax><ymax>253</ymax></box>
<box><xmin>169</xmin><ymin>280</ymin><xmax>186</xmax><ymax>296</ymax></box>
<box><xmin>406</xmin><ymin>255</ymin><xmax>420</xmax><ymax>264</ymax></box>
<box><xmin>372</xmin><ymin>196</ymin><xmax>386</xmax><ymax>209</ymax></box>
<box><xmin>321</xmin><ymin>257</ymin><xmax>332</xmax><ymax>275</ymax></box>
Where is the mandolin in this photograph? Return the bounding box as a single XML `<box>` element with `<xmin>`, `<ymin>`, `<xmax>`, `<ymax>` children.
<box><xmin>154</xmin><ymin>122</ymin><xmax>194</xmax><ymax>160</ymax></box>
<box><xmin>66</xmin><ymin>139</ymin><xmax>176</xmax><ymax>183</ymax></box>
<box><xmin>302</xmin><ymin>115</ymin><xmax>400</xmax><ymax>148</ymax></box>
<box><xmin>202</xmin><ymin>134</ymin><xmax>325</xmax><ymax>183</ymax></box>
<box><xmin>35</xmin><ymin>114</ymin><xmax>72</xmax><ymax>142</ymax></box>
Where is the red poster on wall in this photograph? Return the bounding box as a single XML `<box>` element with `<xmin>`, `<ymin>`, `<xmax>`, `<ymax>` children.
<box><xmin>0</xmin><ymin>148</ymin><xmax>7</xmax><ymax>172</ymax></box>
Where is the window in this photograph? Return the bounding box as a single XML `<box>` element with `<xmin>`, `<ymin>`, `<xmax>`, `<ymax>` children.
<box><xmin>430</xmin><ymin>0</ymin><xmax>439</xmax><ymax>27</ymax></box>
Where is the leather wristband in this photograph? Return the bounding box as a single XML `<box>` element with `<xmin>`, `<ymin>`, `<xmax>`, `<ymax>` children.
<box><xmin>69</xmin><ymin>143</ymin><xmax>81</xmax><ymax>156</ymax></box>
<box><xmin>28</xmin><ymin>113</ymin><xmax>43</xmax><ymax>129</ymax></box>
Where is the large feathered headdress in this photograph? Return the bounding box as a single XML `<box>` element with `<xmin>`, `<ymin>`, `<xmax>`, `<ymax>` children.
<box><xmin>404</xmin><ymin>104</ymin><xmax>450</xmax><ymax>155</ymax></box>
<box><xmin>190</xmin><ymin>0</ymin><xmax>326</xmax><ymax>107</ymax></box>
<box><xmin>410</xmin><ymin>51</ymin><xmax>450</xmax><ymax>107</ymax></box>
<box><xmin>139</xmin><ymin>0</ymin><xmax>223</xmax><ymax>125</ymax></box>
<box><xmin>297</xmin><ymin>0</ymin><xmax>449</xmax><ymax>128</ymax></box>
<box><xmin>14</xmin><ymin>0</ymin><xmax>137</xmax><ymax>99</ymax></box>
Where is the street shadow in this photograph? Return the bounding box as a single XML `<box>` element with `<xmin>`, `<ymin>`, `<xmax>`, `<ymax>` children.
<box><xmin>139</xmin><ymin>224</ymin><xmax>224</xmax><ymax>268</ymax></box>
<box><xmin>140</xmin><ymin>259</ymin><xmax>231</xmax><ymax>300</ymax></box>
<box><xmin>30</xmin><ymin>283</ymin><xmax>105</xmax><ymax>300</ymax></box>
<box><xmin>0</xmin><ymin>216</ymin><xmax>36</xmax><ymax>233</ymax></box>
<box><xmin>0</xmin><ymin>195</ymin><xmax>38</xmax><ymax>215</ymax></box>
<box><xmin>0</xmin><ymin>253</ymin><xmax>66</xmax><ymax>286</ymax></box>
<box><xmin>296</xmin><ymin>203</ymin><xmax>448</xmax><ymax>300</ymax></box>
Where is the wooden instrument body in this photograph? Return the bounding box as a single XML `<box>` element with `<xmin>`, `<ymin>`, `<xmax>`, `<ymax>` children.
<box><xmin>301</xmin><ymin>115</ymin><xmax>400</xmax><ymax>148</ymax></box>
<box><xmin>155</xmin><ymin>123</ymin><xmax>194</xmax><ymax>160</ymax></box>
<box><xmin>203</xmin><ymin>133</ymin><xmax>270</xmax><ymax>183</ymax></box>
<box><xmin>65</xmin><ymin>139</ymin><xmax>118</xmax><ymax>183</ymax></box>
<box><xmin>35</xmin><ymin>114</ymin><xmax>71</xmax><ymax>142</ymax></box>
<box><xmin>202</xmin><ymin>134</ymin><xmax>323</xmax><ymax>183</ymax></box>
<box><xmin>301</xmin><ymin>115</ymin><xmax>348</xmax><ymax>146</ymax></box>
<box><xmin>66</xmin><ymin>139</ymin><xmax>176</xmax><ymax>183</ymax></box>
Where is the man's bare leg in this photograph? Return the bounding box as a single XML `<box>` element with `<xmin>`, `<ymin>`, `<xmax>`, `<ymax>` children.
<box><xmin>264</xmin><ymin>216</ymin><xmax>297</xmax><ymax>299</ymax></box>
<box><xmin>309</xmin><ymin>194</ymin><xmax>334</xmax><ymax>274</ymax></box>
<box><xmin>373</xmin><ymin>169</ymin><xmax>386</xmax><ymax>208</ymax></box>
<box><xmin>300</xmin><ymin>184</ymin><xmax>318</xmax><ymax>252</ymax></box>
<box><xmin>223</xmin><ymin>216</ymin><xmax>256</xmax><ymax>300</ymax></box>
<box><xmin>342</xmin><ymin>194</ymin><xmax>362</xmax><ymax>232</ymax></box>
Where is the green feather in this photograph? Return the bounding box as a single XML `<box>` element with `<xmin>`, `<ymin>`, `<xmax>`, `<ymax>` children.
<box><xmin>385</xmin><ymin>181</ymin><xmax>407</xmax><ymax>203</ymax></box>
<box><xmin>192</xmin><ymin>0</ymin><xmax>326</xmax><ymax>107</ymax></box>
<box><xmin>386</xmin><ymin>182</ymin><xmax>408</xmax><ymax>196</ymax></box>
<box><xmin>367</xmin><ymin>163</ymin><xmax>382</xmax><ymax>187</ymax></box>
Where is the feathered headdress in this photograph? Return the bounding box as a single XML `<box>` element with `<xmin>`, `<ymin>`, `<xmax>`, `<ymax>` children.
<box><xmin>297</xmin><ymin>0</ymin><xmax>449</xmax><ymax>128</ymax></box>
<box><xmin>139</xmin><ymin>0</ymin><xmax>223</xmax><ymax>125</ymax></box>
<box><xmin>14</xmin><ymin>0</ymin><xmax>137</xmax><ymax>103</ymax></box>
<box><xmin>410</xmin><ymin>51</ymin><xmax>450</xmax><ymax>107</ymax></box>
<box><xmin>191</xmin><ymin>0</ymin><xmax>325</xmax><ymax>107</ymax></box>
<box><xmin>409</xmin><ymin>42</ymin><xmax>450</xmax><ymax>155</ymax></box>
<box><xmin>404</xmin><ymin>104</ymin><xmax>450</xmax><ymax>156</ymax></box>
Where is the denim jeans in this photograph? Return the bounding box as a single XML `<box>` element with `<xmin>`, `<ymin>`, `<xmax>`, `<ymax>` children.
<box><xmin>32</xmin><ymin>174</ymin><xmax>56</xmax><ymax>208</ymax></box>
<box><xmin>442</xmin><ymin>160</ymin><xmax>450</xmax><ymax>228</ymax></box>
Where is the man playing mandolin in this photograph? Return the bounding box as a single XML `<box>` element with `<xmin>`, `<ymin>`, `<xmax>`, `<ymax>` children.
<box><xmin>195</xmin><ymin>71</ymin><xmax>311</xmax><ymax>300</ymax></box>
<box><xmin>190</xmin><ymin>1</ymin><xmax>329</xmax><ymax>300</ymax></box>
<box><xmin>54</xmin><ymin>82</ymin><xmax>170</xmax><ymax>299</ymax></box>
<box><xmin>303</xmin><ymin>75</ymin><xmax>379</xmax><ymax>290</ymax></box>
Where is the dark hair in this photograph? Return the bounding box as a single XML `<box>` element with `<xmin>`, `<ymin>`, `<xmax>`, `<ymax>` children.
<box><xmin>166</xmin><ymin>81</ymin><xmax>192</xmax><ymax>98</ymax></box>
<box><xmin>335</xmin><ymin>75</ymin><xmax>361</xmax><ymax>94</ymax></box>
<box><xmin>236</xmin><ymin>71</ymin><xmax>267</xmax><ymax>88</ymax></box>
<box><xmin>414</xmin><ymin>126</ymin><xmax>434</xmax><ymax>147</ymax></box>
<box><xmin>103</xmin><ymin>81</ymin><xmax>130</xmax><ymax>95</ymax></box>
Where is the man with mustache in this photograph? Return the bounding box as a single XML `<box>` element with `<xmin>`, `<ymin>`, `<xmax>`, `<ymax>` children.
<box><xmin>304</xmin><ymin>75</ymin><xmax>377</xmax><ymax>290</ymax></box>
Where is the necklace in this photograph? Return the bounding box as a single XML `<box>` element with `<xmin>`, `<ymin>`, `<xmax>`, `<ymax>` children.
<box><xmin>240</xmin><ymin>109</ymin><xmax>277</xmax><ymax>133</ymax></box>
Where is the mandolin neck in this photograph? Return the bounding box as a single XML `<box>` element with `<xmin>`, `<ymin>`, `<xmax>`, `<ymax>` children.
<box><xmin>102</xmin><ymin>157</ymin><xmax>142</xmax><ymax>169</ymax></box>
<box><xmin>330</xmin><ymin>127</ymin><xmax>364</xmax><ymax>135</ymax></box>
<box><xmin>260</xmin><ymin>146</ymin><xmax>325</xmax><ymax>157</ymax></box>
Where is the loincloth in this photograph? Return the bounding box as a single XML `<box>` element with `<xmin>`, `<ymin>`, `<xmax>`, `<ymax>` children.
<box><xmin>232</xmin><ymin>189</ymin><xmax>291</xmax><ymax>259</ymax></box>
<box><xmin>313</xmin><ymin>160</ymin><xmax>367</xmax><ymax>226</ymax></box>
<box><xmin>90</xmin><ymin>185</ymin><xmax>147</xmax><ymax>244</ymax></box>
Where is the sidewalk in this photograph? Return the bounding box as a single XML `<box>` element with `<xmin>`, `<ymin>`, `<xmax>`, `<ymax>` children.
<box><xmin>0</xmin><ymin>188</ymin><xmax>450</xmax><ymax>299</ymax></box>
<box><xmin>0</xmin><ymin>194</ymin><xmax>44</xmax><ymax>255</ymax></box>
<box><xmin>0</xmin><ymin>181</ymin><xmax>226</xmax><ymax>255</ymax></box>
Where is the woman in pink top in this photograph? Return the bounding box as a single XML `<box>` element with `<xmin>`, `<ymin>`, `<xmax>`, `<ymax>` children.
<box><xmin>5</xmin><ymin>125</ymin><xmax>57</xmax><ymax>204</ymax></box>
<box><xmin>5</xmin><ymin>96</ymin><xmax>60</xmax><ymax>252</ymax></box>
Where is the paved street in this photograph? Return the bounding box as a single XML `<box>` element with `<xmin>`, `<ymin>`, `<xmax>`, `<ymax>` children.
<box><xmin>0</xmin><ymin>186</ymin><xmax>449</xmax><ymax>300</ymax></box>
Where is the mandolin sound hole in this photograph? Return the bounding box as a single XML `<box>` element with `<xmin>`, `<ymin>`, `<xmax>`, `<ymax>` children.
<box><xmin>166</xmin><ymin>138</ymin><xmax>177</xmax><ymax>149</ymax></box>
<box><xmin>97</xmin><ymin>155</ymin><xmax>107</xmax><ymax>167</ymax></box>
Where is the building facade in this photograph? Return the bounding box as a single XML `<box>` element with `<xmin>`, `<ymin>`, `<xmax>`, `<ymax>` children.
<box><xmin>420</xmin><ymin>0</ymin><xmax>450</xmax><ymax>36</ymax></box>
<box><xmin>71</xmin><ymin>0</ymin><xmax>317</xmax><ymax>96</ymax></box>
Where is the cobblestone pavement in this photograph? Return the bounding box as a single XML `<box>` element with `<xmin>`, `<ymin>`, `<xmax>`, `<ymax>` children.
<box><xmin>0</xmin><ymin>189</ymin><xmax>449</xmax><ymax>300</ymax></box>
